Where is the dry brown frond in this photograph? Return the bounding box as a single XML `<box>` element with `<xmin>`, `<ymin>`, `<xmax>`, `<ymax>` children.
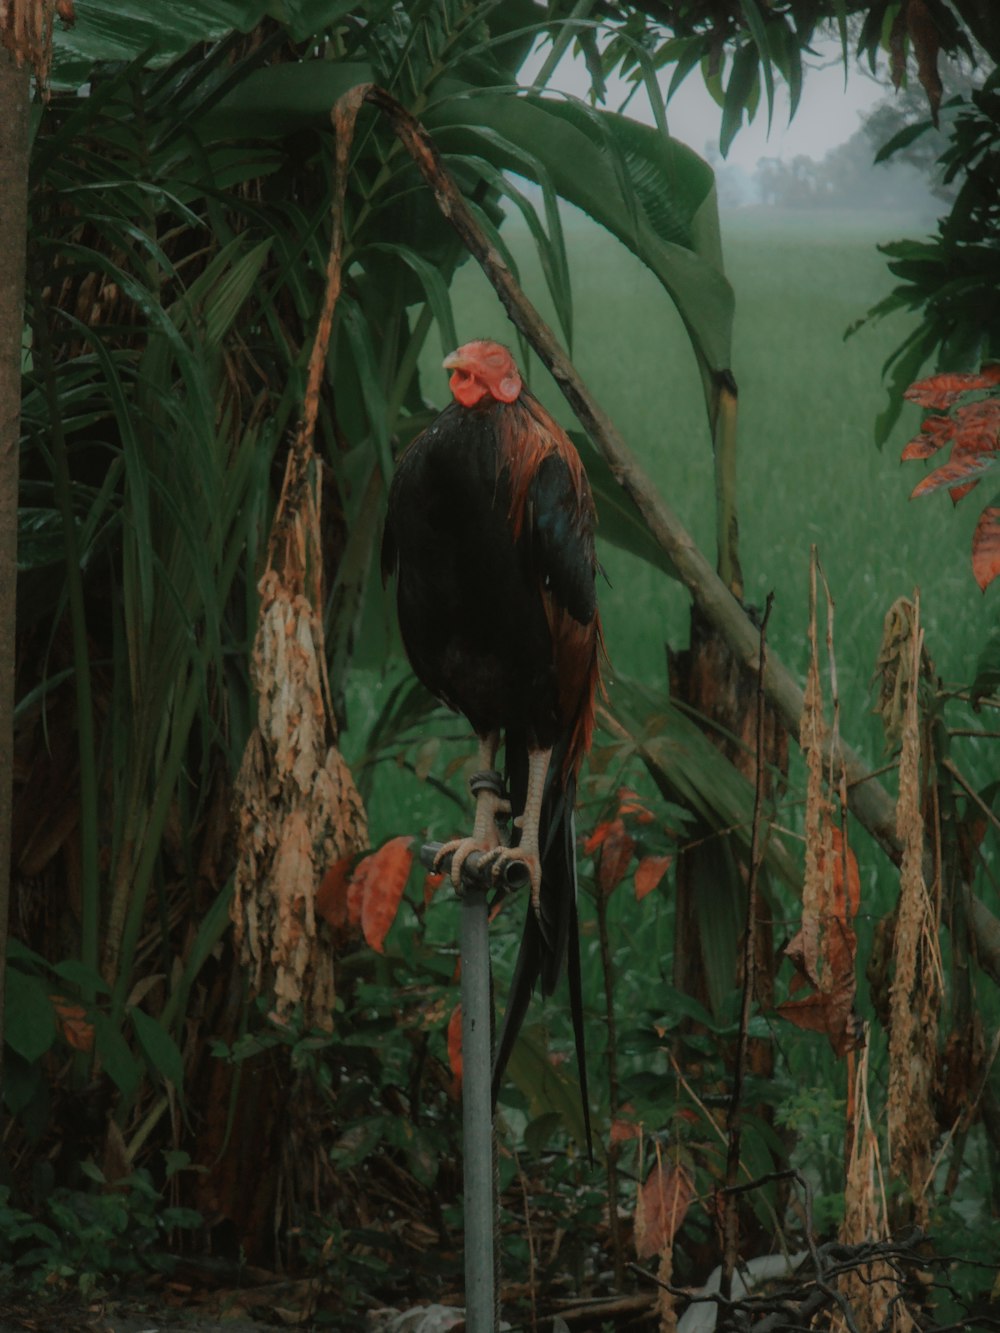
<box><xmin>887</xmin><ymin>597</ymin><xmax>942</xmax><ymax>1229</ymax></box>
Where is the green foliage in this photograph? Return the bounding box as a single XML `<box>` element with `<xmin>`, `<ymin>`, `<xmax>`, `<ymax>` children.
<box><xmin>8</xmin><ymin>0</ymin><xmax>1000</xmax><ymax>1319</ymax></box>
<box><xmin>0</xmin><ymin>1164</ymin><xmax>202</xmax><ymax>1299</ymax></box>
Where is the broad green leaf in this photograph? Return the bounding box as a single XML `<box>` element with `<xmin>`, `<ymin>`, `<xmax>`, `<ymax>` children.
<box><xmin>608</xmin><ymin>677</ymin><xmax>799</xmax><ymax>891</ymax></box>
<box><xmin>503</xmin><ymin>1023</ymin><xmax>593</xmax><ymax>1157</ymax></box>
<box><xmin>4</xmin><ymin>971</ymin><xmax>57</xmax><ymax>1063</ymax></box>
<box><xmin>739</xmin><ymin>0</ymin><xmax>774</xmax><ymax>131</ymax></box>
<box><xmin>51</xmin><ymin>0</ymin><xmax>274</xmax><ymax>88</ymax></box>
<box><xmin>52</xmin><ymin>960</ymin><xmax>112</xmax><ymax>995</ymax></box>
<box><xmin>720</xmin><ymin>43</ymin><xmax>759</xmax><ymax>158</ymax></box>
<box><xmin>571</xmin><ymin>432</ymin><xmax>677</xmax><ymax>579</ymax></box>
<box><xmin>425</xmin><ymin>92</ymin><xmax>733</xmax><ymax>377</ymax></box>
<box><xmin>359</xmin><ymin>243</ymin><xmax>458</xmax><ymax>355</ymax></box>
<box><xmin>268</xmin><ymin>0</ymin><xmax>359</xmax><ymax>42</ymax></box>
<box><xmin>972</xmin><ymin>619</ymin><xmax>1000</xmax><ymax>701</ymax></box>
<box><xmin>130</xmin><ymin>1006</ymin><xmax>185</xmax><ymax>1090</ymax></box>
<box><xmin>195</xmin><ymin>60</ymin><xmax>374</xmax><ymax>139</ymax></box>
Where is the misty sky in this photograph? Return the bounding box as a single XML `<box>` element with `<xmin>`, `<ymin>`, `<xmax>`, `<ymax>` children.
<box><xmin>520</xmin><ymin>35</ymin><xmax>888</xmax><ymax>171</ymax></box>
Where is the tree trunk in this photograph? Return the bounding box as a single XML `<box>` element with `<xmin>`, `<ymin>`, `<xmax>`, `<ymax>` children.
<box><xmin>0</xmin><ymin>45</ymin><xmax>30</xmax><ymax>1103</ymax></box>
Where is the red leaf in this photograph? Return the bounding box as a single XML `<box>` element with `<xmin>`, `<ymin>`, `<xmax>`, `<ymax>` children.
<box><xmin>900</xmin><ymin>414</ymin><xmax>954</xmax><ymax>460</ymax></box>
<box><xmin>51</xmin><ymin>996</ymin><xmax>94</xmax><ymax>1053</ymax></box>
<box><xmin>583</xmin><ymin>820</ymin><xmax>615</xmax><ymax>855</ymax></box>
<box><xmin>316</xmin><ymin>855</ymin><xmax>355</xmax><ymax>933</ymax></box>
<box><xmin>617</xmin><ymin>786</ymin><xmax>655</xmax><ymax>824</ymax></box>
<box><xmin>356</xmin><ymin>835</ymin><xmax>414</xmax><ymax>954</ymax></box>
<box><xmin>972</xmin><ymin>506</ymin><xmax>1000</xmax><ymax>591</ymax></box>
<box><xmin>779</xmin><ymin>821</ymin><xmax>860</xmax><ymax>1056</ymax></box>
<box><xmin>904</xmin><ymin>367</ymin><xmax>1000</xmax><ymax>408</ymax></box>
<box><xmin>596</xmin><ymin>818</ymin><xmax>635</xmax><ymax>898</ymax></box>
<box><xmin>635</xmin><ymin>854</ymin><xmax>672</xmax><ymax>902</ymax></box>
<box><xmin>447</xmin><ymin>1003</ymin><xmax>463</xmax><ymax>1098</ymax></box>
<box><xmin>910</xmin><ymin>453</ymin><xmax>994</xmax><ymax>499</ymax></box>
<box><xmin>423</xmin><ymin>871</ymin><xmax>445</xmax><ymax>907</ymax></box>
<box><xmin>826</xmin><ymin>827</ymin><xmax>860</xmax><ymax>923</ymax></box>
<box><xmin>610</xmin><ymin>1115</ymin><xmax>642</xmax><ymax>1144</ymax></box>
<box><xmin>634</xmin><ymin>1159</ymin><xmax>695</xmax><ymax>1259</ymax></box>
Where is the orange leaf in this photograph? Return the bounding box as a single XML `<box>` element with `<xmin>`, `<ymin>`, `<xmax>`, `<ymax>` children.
<box><xmin>423</xmin><ymin>871</ymin><xmax>445</xmax><ymax>907</ymax></box>
<box><xmin>635</xmin><ymin>854</ymin><xmax>672</xmax><ymax>902</ymax></box>
<box><xmin>617</xmin><ymin>786</ymin><xmax>655</xmax><ymax>824</ymax></box>
<box><xmin>776</xmin><ymin>967</ymin><xmax>858</xmax><ymax>1057</ymax></box>
<box><xmin>910</xmin><ymin>452</ymin><xmax>994</xmax><ymax>499</ymax></box>
<box><xmin>356</xmin><ymin>835</ymin><xmax>414</xmax><ymax>954</ymax></box>
<box><xmin>596</xmin><ymin>818</ymin><xmax>635</xmax><ymax>898</ymax></box>
<box><xmin>51</xmin><ymin>996</ymin><xmax>94</xmax><ymax>1053</ymax></box>
<box><xmin>900</xmin><ymin>414</ymin><xmax>954</xmax><ymax>460</ymax></box>
<box><xmin>904</xmin><ymin>368</ymin><xmax>1000</xmax><ymax>408</ymax></box>
<box><xmin>583</xmin><ymin>819</ymin><xmax>615</xmax><ymax>855</ymax></box>
<box><xmin>610</xmin><ymin>1116</ymin><xmax>642</xmax><ymax>1143</ymax></box>
<box><xmin>972</xmin><ymin>506</ymin><xmax>1000</xmax><ymax>591</ymax></box>
<box><xmin>447</xmin><ymin>1003</ymin><xmax>463</xmax><ymax>1098</ymax></box>
<box><xmin>826</xmin><ymin>827</ymin><xmax>861</xmax><ymax>923</ymax></box>
<box><xmin>316</xmin><ymin>855</ymin><xmax>354</xmax><ymax>933</ymax></box>
<box><xmin>634</xmin><ymin>1159</ymin><xmax>695</xmax><ymax>1259</ymax></box>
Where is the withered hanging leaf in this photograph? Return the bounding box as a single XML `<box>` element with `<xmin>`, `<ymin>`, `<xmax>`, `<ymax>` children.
<box><xmin>634</xmin><ymin>1156</ymin><xmax>695</xmax><ymax>1260</ymax></box>
<box><xmin>51</xmin><ymin>996</ymin><xmax>94</xmax><ymax>1053</ymax></box>
<box><xmin>779</xmin><ymin>823</ymin><xmax>860</xmax><ymax>1057</ymax></box>
<box><xmin>906</xmin><ymin>0</ymin><xmax>942</xmax><ymax>121</ymax></box>
<box><xmin>872</xmin><ymin>597</ymin><xmax>925</xmax><ymax>752</ymax></box>
<box><xmin>358</xmin><ymin>835</ymin><xmax>415</xmax><ymax>954</ymax></box>
<box><xmin>972</xmin><ymin>506</ymin><xmax>1000</xmax><ymax>592</ymax></box>
<box><xmin>232</xmin><ymin>508</ymin><xmax>368</xmax><ymax>1029</ymax></box>
<box><xmin>316</xmin><ymin>855</ymin><xmax>355</xmax><ymax>937</ymax></box>
<box><xmin>635</xmin><ymin>854</ymin><xmax>672</xmax><ymax>902</ymax></box>
<box><xmin>586</xmin><ymin>816</ymin><xmax>635</xmax><ymax>898</ymax></box>
<box><xmin>887</xmin><ymin>600</ymin><xmax>941</xmax><ymax>1228</ymax></box>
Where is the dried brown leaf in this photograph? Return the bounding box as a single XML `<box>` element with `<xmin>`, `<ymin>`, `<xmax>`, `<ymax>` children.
<box><xmin>972</xmin><ymin>505</ymin><xmax>1000</xmax><ymax>592</ymax></box>
<box><xmin>887</xmin><ymin>603</ymin><xmax>941</xmax><ymax>1227</ymax></box>
<box><xmin>634</xmin><ymin>1155</ymin><xmax>694</xmax><ymax>1260</ymax></box>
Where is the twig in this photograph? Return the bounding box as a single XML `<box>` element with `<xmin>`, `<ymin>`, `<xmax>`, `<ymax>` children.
<box><xmin>721</xmin><ymin>593</ymin><xmax>773</xmax><ymax>1299</ymax></box>
<box><xmin>594</xmin><ymin>870</ymin><xmax>625</xmax><ymax>1287</ymax></box>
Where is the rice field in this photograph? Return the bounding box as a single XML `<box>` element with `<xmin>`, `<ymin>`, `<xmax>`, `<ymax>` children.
<box><xmin>438</xmin><ymin>206</ymin><xmax>987</xmax><ymax>736</ymax></box>
<box><xmin>350</xmin><ymin>203</ymin><xmax>995</xmax><ymax>881</ymax></box>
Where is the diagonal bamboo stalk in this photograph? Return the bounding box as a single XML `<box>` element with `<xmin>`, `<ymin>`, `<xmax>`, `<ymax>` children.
<box><xmin>349</xmin><ymin>83</ymin><xmax>1000</xmax><ymax>984</ymax></box>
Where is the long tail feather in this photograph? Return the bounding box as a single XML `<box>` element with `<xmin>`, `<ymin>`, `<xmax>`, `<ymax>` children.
<box><xmin>492</xmin><ymin>732</ymin><xmax>592</xmax><ymax>1159</ymax></box>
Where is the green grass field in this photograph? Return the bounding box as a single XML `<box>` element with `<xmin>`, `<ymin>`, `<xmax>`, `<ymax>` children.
<box><xmin>343</xmin><ymin>205</ymin><xmax>1000</xmax><ymax>1293</ymax></box>
<box><xmin>408</xmin><ymin>205</ymin><xmax>991</xmax><ymax>770</ymax></box>
<box><xmin>352</xmin><ymin>201</ymin><xmax>995</xmax><ymax>912</ymax></box>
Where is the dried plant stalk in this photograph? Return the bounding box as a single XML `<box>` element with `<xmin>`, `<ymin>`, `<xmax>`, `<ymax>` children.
<box><xmin>230</xmin><ymin>88</ymin><xmax>370</xmax><ymax>1028</ymax></box>
<box><xmin>0</xmin><ymin>0</ymin><xmax>70</xmax><ymax>90</ymax></box>
<box><xmin>887</xmin><ymin>596</ymin><xmax>942</xmax><ymax>1227</ymax></box>
<box><xmin>839</xmin><ymin>1034</ymin><xmax>914</xmax><ymax>1333</ymax></box>
<box><xmin>800</xmin><ymin>550</ymin><xmax>835</xmax><ymax>989</ymax></box>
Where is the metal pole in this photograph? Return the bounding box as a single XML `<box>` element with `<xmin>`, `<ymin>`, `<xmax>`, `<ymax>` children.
<box><xmin>460</xmin><ymin>879</ymin><xmax>495</xmax><ymax>1332</ymax></box>
<box><xmin>421</xmin><ymin>842</ymin><xmax>527</xmax><ymax>1332</ymax></box>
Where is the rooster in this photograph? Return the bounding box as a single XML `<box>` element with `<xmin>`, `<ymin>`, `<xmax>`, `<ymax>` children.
<box><xmin>381</xmin><ymin>339</ymin><xmax>601</xmax><ymax>1143</ymax></box>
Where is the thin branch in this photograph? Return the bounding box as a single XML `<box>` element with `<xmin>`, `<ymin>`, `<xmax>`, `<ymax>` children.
<box><xmin>721</xmin><ymin>592</ymin><xmax>773</xmax><ymax>1299</ymax></box>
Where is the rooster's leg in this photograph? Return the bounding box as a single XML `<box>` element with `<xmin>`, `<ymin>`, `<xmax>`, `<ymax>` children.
<box><xmin>434</xmin><ymin>733</ymin><xmax>510</xmax><ymax>888</ymax></box>
<box><xmin>479</xmin><ymin>747</ymin><xmax>550</xmax><ymax>913</ymax></box>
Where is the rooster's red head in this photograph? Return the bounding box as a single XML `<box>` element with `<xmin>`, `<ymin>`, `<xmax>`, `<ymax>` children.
<box><xmin>443</xmin><ymin>340</ymin><xmax>522</xmax><ymax>408</ymax></box>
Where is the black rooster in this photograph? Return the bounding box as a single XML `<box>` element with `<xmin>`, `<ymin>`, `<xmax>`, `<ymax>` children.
<box><xmin>381</xmin><ymin>340</ymin><xmax>602</xmax><ymax>1142</ymax></box>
